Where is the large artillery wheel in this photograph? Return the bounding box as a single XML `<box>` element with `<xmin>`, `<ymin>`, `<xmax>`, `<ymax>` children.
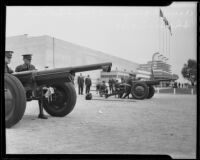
<box><xmin>131</xmin><ymin>82</ymin><xmax>149</xmax><ymax>100</ymax></box>
<box><xmin>146</xmin><ymin>85</ymin><xmax>155</xmax><ymax>99</ymax></box>
<box><xmin>5</xmin><ymin>73</ymin><xmax>26</xmax><ymax>128</ymax></box>
<box><xmin>41</xmin><ymin>82</ymin><xmax>77</xmax><ymax>117</ymax></box>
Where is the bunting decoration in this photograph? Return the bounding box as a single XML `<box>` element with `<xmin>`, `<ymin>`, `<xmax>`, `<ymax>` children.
<box><xmin>163</xmin><ymin>17</ymin><xmax>169</xmax><ymax>26</ymax></box>
<box><xmin>158</xmin><ymin>8</ymin><xmax>172</xmax><ymax>63</ymax></box>
<box><xmin>168</xmin><ymin>24</ymin><xmax>172</xmax><ymax>35</ymax></box>
<box><xmin>159</xmin><ymin>9</ymin><xmax>164</xmax><ymax>18</ymax></box>
<box><xmin>159</xmin><ymin>9</ymin><xmax>172</xmax><ymax>36</ymax></box>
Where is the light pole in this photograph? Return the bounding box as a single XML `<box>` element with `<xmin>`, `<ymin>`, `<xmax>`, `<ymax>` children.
<box><xmin>151</xmin><ymin>52</ymin><xmax>160</xmax><ymax>80</ymax></box>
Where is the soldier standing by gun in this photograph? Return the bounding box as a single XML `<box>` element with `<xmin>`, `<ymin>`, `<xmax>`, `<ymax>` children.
<box><xmin>122</xmin><ymin>76</ymin><xmax>133</xmax><ymax>99</ymax></box>
<box><xmin>108</xmin><ymin>78</ymin><xmax>114</xmax><ymax>94</ymax></box>
<box><xmin>85</xmin><ymin>75</ymin><xmax>92</xmax><ymax>94</ymax></box>
<box><xmin>78</xmin><ymin>73</ymin><xmax>84</xmax><ymax>95</ymax></box>
<box><xmin>105</xmin><ymin>80</ymin><xmax>125</xmax><ymax>98</ymax></box>
<box><xmin>5</xmin><ymin>51</ymin><xmax>14</xmax><ymax>74</ymax></box>
<box><xmin>15</xmin><ymin>54</ymin><xmax>48</xmax><ymax>119</ymax></box>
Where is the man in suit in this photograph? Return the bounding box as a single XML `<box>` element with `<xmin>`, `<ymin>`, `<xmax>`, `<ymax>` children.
<box><xmin>85</xmin><ymin>75</ymin><xmax>92</xmax><ymax>94</ymax></box>
<box><xmin>77</xmin><ymin>73</ymin><xmax>84</xmax><ymax>95</ymax></box>
<box><xmin>5</xmin><ymin>51</ymin><xmax>14</xmax><ymax>74</ymax></box>
<box><xmin>15</xmin><ymin>54</ymin><xmax>48</xmax><ymax>119</ymax></box>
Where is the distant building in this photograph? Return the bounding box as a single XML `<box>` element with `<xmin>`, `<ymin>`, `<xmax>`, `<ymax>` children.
<box><xmin>137</xmin><ymin>60</ymin><xmax>178</xmax><ymax>87</ymax></box>
<box><xmin>100</xmin><ymin>70</ymin><xmax>136</xmax><ymax>82</ymax></box>
<box><xmin>6</xmin><ymin>34</ymin><xmax>138</xmax><ymax>83</ymax></box>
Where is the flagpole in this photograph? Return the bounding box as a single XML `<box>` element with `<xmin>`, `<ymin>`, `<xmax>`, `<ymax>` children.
<box><xmin>166</xmin><ymin>25</ymin><xmax>168</xmax><ymax>57</ymax></box>
<box><xmin>169</xmin><ymin>28</ymin><xmax>170</xmax><ymax>64</ymax></box>
<box><xmin>158</xmin><ymin>11</ymin><xmax>160</xmax><ymax>53</ymax></box>
<box><xmin>168</xmin><ymin>28</ymin><xmax>170</xmax><ymax>60</ymax></box>
<box><xmin>165</xmin><ymin>25</ymin><xmax>166</xmax><ymax>57</ymax></box>
<box><xmin>162</xmin><ymin>20</ymin><xmax>165</xmax><ymax>56</ymax></box>
<box><xmin>161</xmin><ymin>22</ymin><xmax>164</xmax><ymax>54</ymax></box>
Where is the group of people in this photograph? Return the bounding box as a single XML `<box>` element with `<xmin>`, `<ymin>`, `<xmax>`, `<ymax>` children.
<box><xmin>5</xmin><ymin>51</ymin><xmax>48</xmax><ymax>119</ymax></box>
<box><xmin>96</xmin><ymin>76</ymin><xmax>134</xmax><ymax>99</ymax></box>
<box><xmin>77</xmin><ymin>73</ymin><xmax>92</xmax><ymax>95</ymax></box>
<box><xmin>173</xmin><ymin>82</ymin><xmax>186</xmax><ymax>88</ymax></box>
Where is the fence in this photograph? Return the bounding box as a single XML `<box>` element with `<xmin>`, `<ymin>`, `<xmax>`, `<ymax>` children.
<box><xmin>156</xmin><ymin>87</ymin><xmax>196</xmax><ymax>95</ymax></box>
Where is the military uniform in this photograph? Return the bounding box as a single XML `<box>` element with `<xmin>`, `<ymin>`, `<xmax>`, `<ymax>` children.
<box><xmin>15</xmin><ymin>54</ymin><xmax>47</xmax><ymax>119</ymax></box>
<box><xmin>15</xmin><ymin>54</ymin><xmax>36</xmax><ymax>99</ymax></box>
<box><xmin>15</xmin><ymin>54</ymin><xmax>36</xmax><ymax>72</ymax></box>
<box><xmin>15</xmin><ymin>63</ymin><xmax>36</xmax><ymax>72</ymax></box>
<box><xmin>5</xmin><ymin>64</ymin><xmax>14</xmax><ymax>74</ymax></box>
<box><xmin>123</xmin><ymin>77</ymin><xmax>133</xmax><ymax>99</ymax></box>
<box><xmin>105</xmin><ymin>81</ymin><xmax>126</xmax><ymax>98</ymax></box>
<box><xmin>5</xmin><ymin>51</ymin><xmax>14</xmax><ymax>74</ymax></box>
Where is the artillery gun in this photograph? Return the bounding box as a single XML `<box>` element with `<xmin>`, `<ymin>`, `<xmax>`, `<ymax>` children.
<box><xmin>129</xmin><ymin>57</ymin><xmax>175</xmax><ymax>100</ymax></box>
<box><xmin>5</xmin><ymin>62</ymin><xmax>112</xmax><ymax>128</ymax></box>
<box><xmin>102</xmin><ymin>61</ymin><xmax>174</xmax><ymax>100</ymax></box>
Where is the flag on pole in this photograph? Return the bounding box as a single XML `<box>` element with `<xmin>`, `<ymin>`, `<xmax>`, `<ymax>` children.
<box><xmin>163</xmin><ymin>17</ymin><xmax>169</xmax><ymax>26</ymax></box>
<box><xmin>159</xmin><ymin>9</ymin><xmax>164</xmax><ymax>18</ymax></box>
<box><xmin>169</xmin><ymin>25</ymin><xmax>172</xmax><ymax>36</ymax></box>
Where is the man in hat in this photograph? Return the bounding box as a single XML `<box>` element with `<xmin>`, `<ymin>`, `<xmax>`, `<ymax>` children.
<box><xmin>15</xmin><ymin>54</ymin><xmax>36</xmax><ymax>72</ymax></box>
<box><xmin>5</xmin><ymin>51</ymin><xmax>14</xmax><ymax>74</ymax></box>
<box><xmin>15</xmin><ymin>54</ymin><xmax>48</xmax><ymax>119</ymax></box>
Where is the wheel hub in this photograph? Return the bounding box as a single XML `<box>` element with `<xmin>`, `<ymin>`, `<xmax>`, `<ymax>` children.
<box><xmin>47</xmin><ymin>89</ymin><xmax>67</xmax><ymax>110</ymax></box>
<box><xmin>135</xmin><ymin>86</ymin><xmax>145</xmax><ymax>96</ymax></box>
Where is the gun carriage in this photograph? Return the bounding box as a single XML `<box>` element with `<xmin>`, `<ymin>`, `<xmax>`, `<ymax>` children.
<box><xmin>98</xmin><ymin>79</ymin><xmax>171</xmax><ymax>100</ymax></box>
<box><xmin>5</xmin><ymin>62</ymin><xmax>112</xmax><ymax>128</ymax></box>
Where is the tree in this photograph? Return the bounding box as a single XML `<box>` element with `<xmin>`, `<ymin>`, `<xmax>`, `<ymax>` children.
<box><xmin>181</xmin><ymin>59</ymin><xmax>197</xmax><ymax>86</ymax></box>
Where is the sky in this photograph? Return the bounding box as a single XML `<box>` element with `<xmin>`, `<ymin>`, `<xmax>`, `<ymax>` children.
<box><xmin>6</xmin><ymin>2</ymin><xmax>197</xmax><ymax>83</ymax></box>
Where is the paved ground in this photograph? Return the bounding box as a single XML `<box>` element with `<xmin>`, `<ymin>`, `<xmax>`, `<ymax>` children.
<box><xmin>6</xmin><ymin>92</ymin><xmax>196</xmax><ymax>159</ymax></box>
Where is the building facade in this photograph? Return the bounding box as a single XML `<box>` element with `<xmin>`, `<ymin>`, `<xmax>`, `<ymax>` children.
<box><xmin>137</xmin><ymin>60</ymin><xmax>178</xmax><ymax>87</ymax></box>
<box><xmin>6</xmin><ymin>34</ymin><xmax>139</xmax><ymax>84</ymax></box>
<box><xmin>100</xmin><ymin>70</ymin><xmax>136</xmax><ymax>82</ymax></box>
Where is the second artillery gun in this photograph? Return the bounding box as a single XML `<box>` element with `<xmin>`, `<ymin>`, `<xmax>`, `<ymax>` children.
<box><xmin>100</xmin><ymin>61</ymin><xmax>174</xmax><ymax>100</ymax></box>
<box><xmin>5</xmin><ymin>62</ymin><xmax>112</xmax><ymax>128</ymax></box>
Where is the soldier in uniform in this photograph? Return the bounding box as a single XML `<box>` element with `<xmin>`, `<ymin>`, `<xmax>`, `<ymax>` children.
<box><xmin>108</xmin><ymin>79</ymin><xmax>113</xmax><ymax>94</ymax></box>
<box><xmin>5</xmin><ymin>51</ymin><xmax>14</xmax><ymax>74</ymax></box>
<box><xmin>122</xmin><ymin>76</ymin><xmax>133</xmax><ymax>99</ymax></box>
<box><xmin>15</xmin><ymin>54</ymin><xmax>48</xmax><ymax>119</ymax></box>
<box><xmin>15</xmin><ymin>54</ymin><xmax>36</xmax><ymax>72</ymax></box>
<box><xmin>105</xmin><ymin>80</ymin><xmax>127</xmax><ymax>98</ymax></box>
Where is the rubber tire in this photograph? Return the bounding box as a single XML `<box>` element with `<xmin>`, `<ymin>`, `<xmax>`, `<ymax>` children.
<box><xmin>42</xmin><ymin>82</ymin><xmax>77</xmax><ymax>117</ymax></box>
<box><xmin>131</xmin><ymin>82</ymin><xmax>149</xmax><ymax>100</ymax></box>
<box><xmin>5</xmin><ymin>73</ymin><xmax>26</xmax><ymax>128</ymax></box>
<box><xmin>147</xmin><ymin>85</ymin><xmax>155</xmax><ymax>99</ymax></box>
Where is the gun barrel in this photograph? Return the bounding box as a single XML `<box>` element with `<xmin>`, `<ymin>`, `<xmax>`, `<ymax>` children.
<box><xmin>13</xmin><ymin>62</ymin><xmax>112</xmax><ymax>85</ymax></box>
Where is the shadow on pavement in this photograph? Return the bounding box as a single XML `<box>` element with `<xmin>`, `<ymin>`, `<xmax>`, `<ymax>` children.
<box><xmin>91</xmin><ymin>98</ymin><xmax>137</xmax><ymax>102</ymax></box>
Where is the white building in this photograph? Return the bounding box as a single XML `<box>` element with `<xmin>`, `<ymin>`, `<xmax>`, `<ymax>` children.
<box><xmin>6</xmin><ymin>34</ymin><xmax>139</xmax><ymax>84</ymax></box>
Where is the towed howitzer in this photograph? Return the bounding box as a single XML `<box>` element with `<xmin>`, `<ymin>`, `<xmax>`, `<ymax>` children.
<box><xmin>5</xmin><ymin>62</ymin><xmax>112</xmax><ymax>128</ymax></box>
<box><xmin>127</xmin><ymin>60</ymin><xmax>176</xmax><ymax>100</ymax></box>
<box><xmin>128</xmin><ymin>78</ymin><xmax>174</xmax><ymax>100</ymax></box>
<box><xmin>102</xmin><ymin>70</ymin><xmax>174</xmax><ymax>100</ymax></box>
<box><xmin>103</xmin><ymin>78</ymin><xmax>174</xmax><ymax>100</ymax></box>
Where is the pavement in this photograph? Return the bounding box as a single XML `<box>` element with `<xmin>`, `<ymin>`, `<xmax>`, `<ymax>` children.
<box><xmin>6</xmin><ymin>92</ymin><xmax>196</xmax><ymax>159</ymax></box>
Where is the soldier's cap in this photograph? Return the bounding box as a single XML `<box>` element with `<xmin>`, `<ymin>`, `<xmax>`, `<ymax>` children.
<box><xmin>5</xmin><ymin>51</ymin><xmax>13</xmax><ymax>58</ymax></box>
<box><xmin>22</xmin><ymin>54</ymin><xmax>32</xmax><ymax>60</ymax></box>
